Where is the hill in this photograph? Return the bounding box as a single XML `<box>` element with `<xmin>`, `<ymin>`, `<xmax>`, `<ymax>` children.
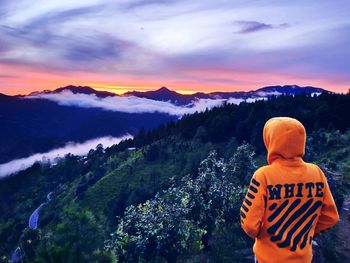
<box><xmin>0</xmin><ymin>85</ymin><xmax>329</xmax><ymax>164</ymax></box>
<box><xmin>28</xmin><ymin>85</ymin><xmax>117</xmax><ymax>98</ymax></box>
<box><xmin>0</xmin><ymin>95</ymin><xmax>175</xmax><ymax>163</ymax></box>
<box><xmin>0</xmin><ymin>92</ymin><xmax>349</xmax><ymax>262</ymax></box>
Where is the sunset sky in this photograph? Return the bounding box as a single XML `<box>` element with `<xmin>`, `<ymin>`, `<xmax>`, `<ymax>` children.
<box><xmin>0</xmin><ymin>0</ymin><xmax>349</xmax><ymax>95</ymax></box>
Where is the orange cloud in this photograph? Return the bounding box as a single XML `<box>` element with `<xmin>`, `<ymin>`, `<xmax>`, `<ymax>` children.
<box><xmin>0</xmin><ymin>63</ymin><xmax>348</xmax><ymax>96</ymax></box>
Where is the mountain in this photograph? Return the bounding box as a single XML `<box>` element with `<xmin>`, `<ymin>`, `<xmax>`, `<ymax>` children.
<box><xmin>125</xmin><ymin>85</ymin><xmax>329</xmax><ymax>104</ymax></box>
<box><xmin>0</xmin><ymin>95</ymin><xmax>176</xmax><ymax>163</ymax></box>
<box><xmin>29</xmin><ymin>85</ymin><xmax>117</xmax><ymax>98</ymax></box>
<box><xmin>0</xmin><ymin>84</ymin><xmax>331</xmax><ymax>164</ymax></box>
<box><xmin>251</xmin><ymin>85</ymin><xmax>326</xmax><ymax>96</ymax></box>
<box><xmin>125</xmin><ymin>86</ymin><xmax>198</xmax><ymax>105</ymax></box>
<box><xmin>0</xmin><ymin>93</ymin><xmax>13</xmax><ymax>100</ymax></box>
<box><xmin>29</xmin><ymin>85</ymin><xmax>330</xmax><ymax>105</ymax></box>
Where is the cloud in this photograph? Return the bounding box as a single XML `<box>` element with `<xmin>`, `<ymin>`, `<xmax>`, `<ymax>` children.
<box><xmin>0</xmin><ymin>135</ymin><xmax>132</xmax><ymax>178</ymax></box>
<box><xmin>0</xmin><ymin>24</ymin><xmax>139</xmax><ymax>72</ymax></box>
<box><xmin>25</xmin><ymin>90</ymin><xmax>272</xmax><ymax>117</ymax></box>
<box><xmin>235</xmin><ymin>21</ymin><xmax>289</xmax><ymax>34</ymax></box>
<box><xmin>26</xmin><ymin>90</ymin><xmax>226</xmax><ymax>116</ymax></box>
<box><xmin>226</xmin><ymin>97</ymin><xmax>266</xmax><ymax>104</ymax></box>
<box><xmin>1</xmin><ymin>0</ymin><xmax>350</xmax><ymax>94</ymax></box>
<box><xmin>22</xmin><ymin>4</ymin><xmax>106</xmax><ymax>29</ymax></box>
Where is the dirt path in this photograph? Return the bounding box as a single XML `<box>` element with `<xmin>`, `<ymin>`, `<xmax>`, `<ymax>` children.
<box><xmin>335</xmin><ymin>193</ymin><xmax>350</xmax><ymax>260</ymax></box>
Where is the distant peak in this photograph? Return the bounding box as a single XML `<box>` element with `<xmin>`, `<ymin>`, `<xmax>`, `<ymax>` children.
<box><xmin>155</xmin><ymin>87</ymin><xmax>176</xmax><ymax>93</ymax></box>
<box><xmin>159</xmin><ymin>86</ymin><xmax>170</xmax><ymax>91</ymax></box>
<box><xmin>257</xmin><ymin>85</ymin><xmax>325</xmax><ymax>91</ymax></box>
<box><xmin>55</xmin><ymin>85</ymin><xmax>96</xmax><ymax>93</ymax></box>
<box><xmin>0</xmin><ymin>93</ymin><xmax>10</xmax><ymax>98</ymax></box>
<box><xmin>27</xmin><ymin>85</ymin><xmax>117</xmax><ymax>98</ymax></box>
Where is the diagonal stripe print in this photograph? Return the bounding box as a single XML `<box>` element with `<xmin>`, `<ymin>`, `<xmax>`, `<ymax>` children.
<box><xmin>268</xmin><ymin>199</ymin><xmax>301</xmax><ymax>238</ymax></box>
<box><xmin>269</xmin><ymin>199</ymin><xmax>313</xmax><ymax>241</ymax></box>
<box><xmin>272</xmin><ymin>199</ymin><xmax>313</xmax><ymax>243</ymax></box>
<box><xmin>247</xmin><ymin>192</ymin><xmax>255</xmax><ymax>199</ymax></box>
<box><xmin>252</xmin><ymin>178</ymin><xmax>260</xmax><ymax>187</ymax></box>
<box><xmin>242</xmin><ymin>204</ymin><xmax>249</xmax><ymax>212</ymax></box>
<box><xmin>290</xmin><ymin>214</ymin><xmax>317</xmax><ymax>251</ymax></box>
<box><xmin>268</xmin><ymin>200</ymin><xmax>289</xmax><ymax>222</ymax></box>
<box><xmin>269</xmin><ymin>203</ymin><xmax>278</xmax><ymax>211</ymax></box>
<box><xmin>249</xmin><ymin>185</ymin><xmax>258</xmax><ymax>193</ymax></box>
<box><xmin>299</xmin><ymin>226</ymin><xmax>312</xmax><ymax>250</ymax></box>
<box><xmin>277</xmin><ymin>201</ymin><xmax>322</xmax><ymax>249</ymax></box>
<box><xmin>244</xmin><ymin>198</ymin><xmax>252</xmax><ymax>206</ymax></box>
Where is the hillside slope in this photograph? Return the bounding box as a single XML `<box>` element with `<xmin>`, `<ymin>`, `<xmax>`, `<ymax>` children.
<box><xmin>0</xmin><ymin>95</ymin><xmax>175</xmax><ymax>163</ymax></box>
<box><xmin>0</xmin><ymin>93</ymin><xmax>349</xmax><ymax>262</ymax></box>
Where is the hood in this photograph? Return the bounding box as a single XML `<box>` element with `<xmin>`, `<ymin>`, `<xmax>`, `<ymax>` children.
<box><xmin>263</xmin><ymin>117</ymin><xmax>306</xmax><ymax>165</ymax></box>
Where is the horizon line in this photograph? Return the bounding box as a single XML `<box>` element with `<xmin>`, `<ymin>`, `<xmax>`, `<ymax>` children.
<box><xmin>1</xmin><ymin>83</ymin><xmax>341</xmax><ymax>97</ymax></box>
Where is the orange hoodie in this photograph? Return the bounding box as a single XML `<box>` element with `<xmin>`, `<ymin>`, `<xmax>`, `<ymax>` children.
<box><xmin>240</xmin><ymin>117</ymin><xmax>339</xmax><ymax>263</ymax></box>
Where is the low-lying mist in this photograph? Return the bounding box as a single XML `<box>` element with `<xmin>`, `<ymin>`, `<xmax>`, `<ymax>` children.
<box><xmin>26</xmin><ymin>91</ymin><xmax>264</xmax><ymax>116</ymax></box>
<box><xmin>0</xmin><ymin>135</ymin><xmax>132</xmax><ymax>178</ymax></box>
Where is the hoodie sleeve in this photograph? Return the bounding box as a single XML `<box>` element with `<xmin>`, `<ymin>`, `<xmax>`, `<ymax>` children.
<box><xmin>314</xmin><ymin>170</ymin><xmax>339</xmax><ymax>235</ymax></box>
<box><xmin>240</xmin><ymin>170</ymin><xmax>267</xmax><ymax>239</ymax></box>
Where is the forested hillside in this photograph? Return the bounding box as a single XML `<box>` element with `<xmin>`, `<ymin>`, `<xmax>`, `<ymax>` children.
<box><xmin>0</xmin><ymin>93</ymin><xmax>176</xmax><ymax>163</ymax></box>
<box><xmin>0</xmin><ymin>93</ymin><xmax>349</xmax><ymax>262</ymax></box>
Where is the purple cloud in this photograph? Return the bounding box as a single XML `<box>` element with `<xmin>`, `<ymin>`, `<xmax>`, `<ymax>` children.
<box><xmin>0</xmin><ymin>24</ymin><xmax>138</xmax><ymax>71</ymax></box>
<box><xmin>0</xmin><ymin>0</ymin><xmax>349</xmax><ymax>93</ymax></box>
<box><xmin>235</xmin><ymin>21</ymin><xmax>289</xmax><ymax>34</ymax></box>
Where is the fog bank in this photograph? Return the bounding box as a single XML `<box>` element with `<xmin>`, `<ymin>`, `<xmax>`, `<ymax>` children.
<box><xmin>0</xmin><ymin>135</ymin><xmax>132</xmax><ymax>178</ymax></box>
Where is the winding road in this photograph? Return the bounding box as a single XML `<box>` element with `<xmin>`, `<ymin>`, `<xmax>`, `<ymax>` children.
<box><xmin>28</xmin><ymin>192</ymin><xmax>52</xmax><ymax>229</ymax></box>
<box><xmin>10</xmin><ymin>192</ymin><xmax>53</xmax><ymax>262</ymax></box>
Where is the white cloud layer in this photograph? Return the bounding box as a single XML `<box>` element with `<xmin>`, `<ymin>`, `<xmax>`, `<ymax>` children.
<box><xmin>0</xmin><ymin>135</ymin><xmax>132</xmax><ymax>178</ymax></box>
<box><xmin>26</xmin><ymin>90</ymin><xmax>226</xmax><ymax>116</ymax></box>
<box><xmin>226</xmin><ymin>97</ymin><xmax>266</xmax><ymax>104</ymax></box>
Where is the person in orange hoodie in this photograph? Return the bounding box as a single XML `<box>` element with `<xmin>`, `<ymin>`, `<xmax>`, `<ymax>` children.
<box><xmin>240</xmin><ymin>117</ymin><xmax>339</xmax><ymax>263</ymax></box>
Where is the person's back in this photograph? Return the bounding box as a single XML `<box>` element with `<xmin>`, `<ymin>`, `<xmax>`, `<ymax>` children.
<box><xmin>240</xmin><ymin>117</ymin><xmax>339</xmax><ymax>263</ymax></box>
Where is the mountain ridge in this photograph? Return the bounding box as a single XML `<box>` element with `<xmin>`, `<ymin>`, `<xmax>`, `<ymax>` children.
<box><xmin>28</xmin><ymin>85</ymin><xmax>117</xmax><ymax>98</ymax></box>
<box><xmin>0</xmin><ymin>95</ymin><xmax>176</xmax><ymax>163</ymax></box>
<box><xmin>0</xmin><ymin>84</ymin><xmax>330</xmax><ymax>162</ymax></box>
<box><xmin>26</xmin><ymin>84</ymin><xmax>330</xmax><ymax>105</ymax></box>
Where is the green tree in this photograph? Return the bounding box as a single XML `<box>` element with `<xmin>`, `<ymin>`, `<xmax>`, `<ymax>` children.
<box><xmin>35</xmin><ymin>209</ymin><xmax>109</xmax><ymax>263</ymax></box>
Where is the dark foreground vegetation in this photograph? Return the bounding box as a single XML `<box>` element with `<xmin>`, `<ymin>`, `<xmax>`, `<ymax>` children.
<box><xmin>0</xmin><ymin>92</ymin><xmax>349</xmax><ymax>262</ymax></box>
